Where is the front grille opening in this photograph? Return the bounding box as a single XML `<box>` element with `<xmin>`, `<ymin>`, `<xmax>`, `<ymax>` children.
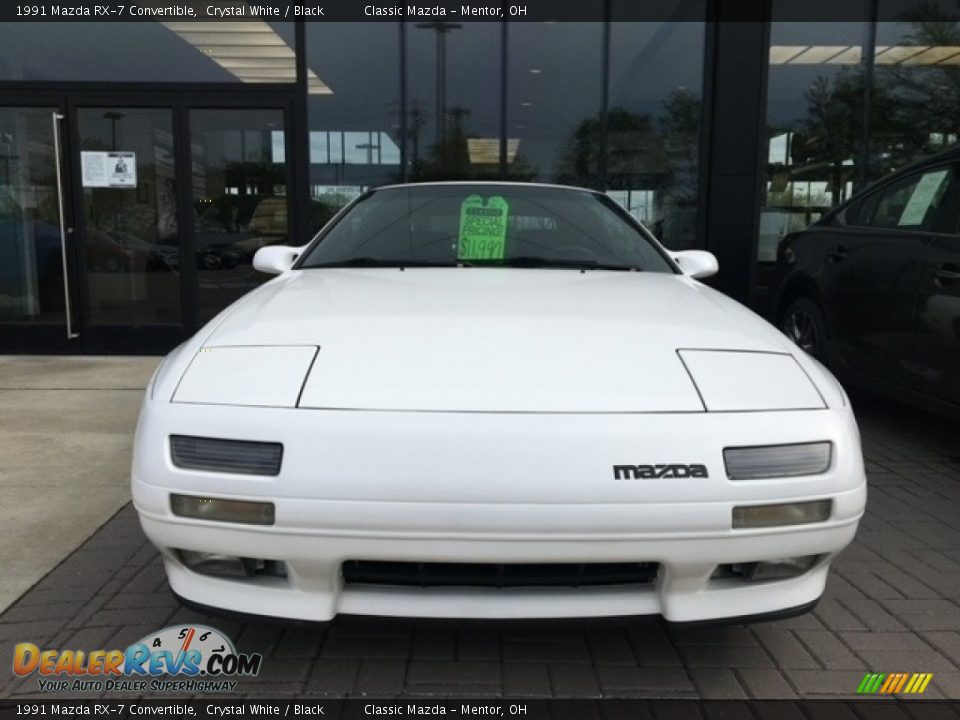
<box><xmin>342</xmin><ymin>561</ymin><xmax>660</xmax><ymax>588</ymax></box>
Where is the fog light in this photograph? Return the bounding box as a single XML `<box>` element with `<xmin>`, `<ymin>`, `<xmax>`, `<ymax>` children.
<box><xmin>724</xmin><ymin>442</ymin><xmax>832</xmax><ymax>480</ymax></box>
<box><xmin>170</xmin><ymin>494</ymin><xmax>275</xmax><ymax>525</ymax></box>
<box><xmin>714</xmin><ymin>555</ymin><xmax>819</xmax><ymax>582</ymax></box>
<box><xmin>179</xmin><ymin>550</ymin><xmax>253</xmax><ymax>578</ymax></box>
<box><xmin>178</xmin><ymin>551</ymin><xmax>288</xmax><ymax>579</ymax></box>
<box><xmin>732</xmin><ymin>499</ymin><xmax>831</xmax><ymax>528</ymax></box>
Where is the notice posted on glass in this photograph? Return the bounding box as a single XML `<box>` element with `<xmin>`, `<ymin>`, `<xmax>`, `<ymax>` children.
<box><xmin>81</xmin><ymin>151</ymin><xmax>136</xmax><ymax>188</ymax></box>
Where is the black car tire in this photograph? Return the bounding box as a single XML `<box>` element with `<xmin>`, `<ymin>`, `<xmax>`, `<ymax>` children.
<box><xmin>780</xmin><ymin>296</ymin><xmax>829</xmax><ymax>364</ymax></box>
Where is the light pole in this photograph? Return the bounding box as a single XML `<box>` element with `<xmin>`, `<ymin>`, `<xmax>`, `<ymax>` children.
<box><xmin>102</xmin><ymin>111</ymin><xmax>124</xmax><ymax>151</ymax></box>
<box><xmin>416</xmin><ymin>21</ymin><xmax>462</xmax><ymax>149</ymax></box>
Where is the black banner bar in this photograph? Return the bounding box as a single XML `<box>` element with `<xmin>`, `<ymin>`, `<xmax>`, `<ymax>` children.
<box><xmin>1</xmin><ymin>700</ymin><xmax>959</xmax><ymax>720</ymax></box>
<box><xmin>2</xmin><ymin>0</ymin><xmax>960</xmax><ymax>23</ymax></box>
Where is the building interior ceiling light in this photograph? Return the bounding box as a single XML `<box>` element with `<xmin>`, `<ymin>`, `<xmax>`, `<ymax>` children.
<box><xmin>874</xmin><ymin>45</ymin><xmax>929</xmax><ymax>64</ymax></box>
<box><xmin>163</xmin><ymin>15</ymin><xmax>332</xmax><ymax>94</ymax></box>
<box><xmin>768</xmin><ymin>45</ymin><xmax>810</xmax><ymax>64</ymax></box>
<box><xmin>900</xmin><ymin>46</ymin><xmax>960</xmax><ymax>64</ymax></box>
<box><xmin>770</xmin><ymin>44</ymin><xmax>960</xmax><ymax>66</ymax></box>
<box><xmin>825</xmin><ymin>46</ymin><xmax>862</xmax><ymax>65</ymax></box>
<box><xmin>787</xmin><ymin>46</ymin><xmax>851</xmax><ymax>64</ymax></box>
<box><xmin>467</xmin><ymin>138</ymin><xmax>520</xmax><ymax>165</ymax></box>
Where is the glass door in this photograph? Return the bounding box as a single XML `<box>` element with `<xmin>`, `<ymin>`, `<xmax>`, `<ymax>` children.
<box><xmin>0</xmin><ymin>106</ymin><xmax>79</xmax><ymax>352</ymax></box>
<box><xmin>2</xmin><ymin>100</ymin><xmax>295</xmax><ymax>355</ymax></box>
<box><xmin>188</xmin><ymin>108</ymin><xmax>290</xmax><ymax>324</ymax></box>
<box><xmin>74</xmin><ymin>107</ymin><xmax>184</xmax><ymax>352</ymax></box>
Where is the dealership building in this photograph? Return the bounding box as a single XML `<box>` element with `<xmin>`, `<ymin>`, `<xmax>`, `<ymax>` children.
<box><xmin>1</xmin><ymin>3</ymin><xmax>957</xmax><ymax>353</ymax></box>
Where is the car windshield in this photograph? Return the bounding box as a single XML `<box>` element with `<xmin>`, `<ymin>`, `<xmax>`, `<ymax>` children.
<box><xmin>298</xmin><ymin>184</ymin><xmax>675</xmax><ymax>273</ymax></box>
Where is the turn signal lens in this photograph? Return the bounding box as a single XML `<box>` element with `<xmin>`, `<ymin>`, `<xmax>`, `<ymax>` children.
<box><xmin>170</xmin><ymin>494</ymin><xmax>275</xmax><ymax>525</ymax></box>
<box><xmin>732</xmin><ymin>499</ymin><xmax>832</xmax><ymax>529</ymax></box>
<box><xmin>724</xmin><ymin>442</ymin><xmax>832</xmax><ymax>480</ymax></box>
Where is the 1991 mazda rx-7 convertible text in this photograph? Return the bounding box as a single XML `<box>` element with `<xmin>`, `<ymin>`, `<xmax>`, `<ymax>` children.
<box><xmin>132</xmin><ymin>182</ymin><xmax>866</xmax><ymax>623</ymax></box>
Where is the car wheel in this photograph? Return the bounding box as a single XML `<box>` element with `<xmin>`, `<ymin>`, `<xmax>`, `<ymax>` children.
<box><xmin>780</xmin><ymin>296</ymin><xmax>828</xmax><ymax>363</ymax></box>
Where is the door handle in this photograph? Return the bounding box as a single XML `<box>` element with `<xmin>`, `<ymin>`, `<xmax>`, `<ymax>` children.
<box><xmin>934</xmin><ymin>263</ymin><xmax>960</xmax><ymax>287</ymax></box>
<box><xmin>827</xmin><ymin>245</ymin><xmax>848</xmax><ymax>263</ymax></box>
<box><xmin>51</xmin><ymin>111</ymin><xmax>79</xmax><ymax>340</ymax></box>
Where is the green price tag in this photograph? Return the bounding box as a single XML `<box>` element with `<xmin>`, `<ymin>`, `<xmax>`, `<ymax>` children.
<box><xmin>458</xmin><ymin>195</ymin><xmax>510</xmax><ymax>260</ymax></box>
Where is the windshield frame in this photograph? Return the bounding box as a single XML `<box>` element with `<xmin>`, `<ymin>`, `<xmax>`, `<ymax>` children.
<box><xmin>292</xmin><ymin>183</ymin><xmax>682</xmax><ymax>274</ymax></box>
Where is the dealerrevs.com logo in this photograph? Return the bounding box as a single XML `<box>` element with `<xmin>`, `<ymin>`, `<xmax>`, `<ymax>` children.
<box><xmin>13</xmin><ymin>625</ymin><xmax>262</xmax><ymax>693</ymax></box>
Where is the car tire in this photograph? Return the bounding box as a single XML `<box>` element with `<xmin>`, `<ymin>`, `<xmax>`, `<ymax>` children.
<box><xmin>780</xmin><ymin>296</ymin><xmax>829</xmax><ymax>364</ymax></box>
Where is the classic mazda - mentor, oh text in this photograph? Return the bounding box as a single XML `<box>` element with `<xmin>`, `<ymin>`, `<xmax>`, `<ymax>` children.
<box><xmin>132</xmin><ymin>182</ymin><xmax>866</xmax><ymax>622</ymax></box>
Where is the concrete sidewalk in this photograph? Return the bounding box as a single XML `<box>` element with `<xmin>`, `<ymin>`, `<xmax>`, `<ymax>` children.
<box><xmin>0</xmin><ymin>356</ymin><xmax>159</xmax><ymax>612</ymax></box>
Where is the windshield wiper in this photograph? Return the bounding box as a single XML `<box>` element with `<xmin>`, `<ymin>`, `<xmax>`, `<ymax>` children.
<box><xmin>471</xmin><ymin>256</ymin><xmax>638</xmax><ymax>271</ymax></box>
<box><xmin>306</xmin><ymin>257</ymin><xmax>454</xmax><ymax>269</ymax></box>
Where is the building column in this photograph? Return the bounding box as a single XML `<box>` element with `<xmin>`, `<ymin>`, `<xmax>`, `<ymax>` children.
<box><xmin>700</xmin><ymin>3</ymin><xmax>771</xmax><ymax>304</ymax></box>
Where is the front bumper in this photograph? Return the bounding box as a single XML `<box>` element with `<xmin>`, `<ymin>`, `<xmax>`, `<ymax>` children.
<box><xmin>132</xmin><ymin>403</ymin><xmax>867</xmax><ymax>622</ymax></box>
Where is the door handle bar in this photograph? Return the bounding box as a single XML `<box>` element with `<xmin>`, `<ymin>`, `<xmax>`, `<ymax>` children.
<box><xmin>51</xmin><ymin>111</ymin><xmax>79</xmax><ymax>339</ymax></box>
<box><xmin>828</xmin><ymin>245</ymin><xmax>848</xmax><ymax>263</ymax></box>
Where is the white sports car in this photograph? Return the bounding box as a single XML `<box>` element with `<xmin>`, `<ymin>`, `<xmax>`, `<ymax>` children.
<box><xmin>132</xmin><ymin>182</ymin><xmax>866</xmax><ymax>623</ymax></box>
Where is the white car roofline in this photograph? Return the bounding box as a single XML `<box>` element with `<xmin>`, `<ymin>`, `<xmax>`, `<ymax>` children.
<box><xmin>372</xmin><ymin>180</ymin><xmax>605</xmax><ymax>195</ymax></box>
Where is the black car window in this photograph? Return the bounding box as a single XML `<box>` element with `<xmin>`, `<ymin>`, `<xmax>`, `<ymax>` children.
<box><xmin>866</xmin><ymin>167</ymin><xmax>954</xmax><ymax>231</ymax></box>
<box><xmin>930</xmin><ymin>168</ymin><xmax>960</xmax><ymax>235</ymax></box>
<box><xmin>844</xmin><ymin>191</ymin><xmax>881</xmax><ymax>227</ymax></box>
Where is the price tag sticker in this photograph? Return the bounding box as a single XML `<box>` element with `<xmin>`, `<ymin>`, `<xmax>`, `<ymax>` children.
<box><xmin>457</xmin><ymin>195</ymin><xmax>510</xmax><ymax>260</ymax></box>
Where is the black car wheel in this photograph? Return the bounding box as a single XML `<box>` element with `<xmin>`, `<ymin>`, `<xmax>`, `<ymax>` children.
<box><xmin>780</xmin><ymin>296</ymin><xmax>828</xmax><ymax>363</ymax></box>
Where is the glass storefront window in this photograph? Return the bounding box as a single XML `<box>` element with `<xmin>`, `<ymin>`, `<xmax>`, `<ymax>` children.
<box><xmin>305</xmin><ymin>23</ymin><xmax>402</xmax><ymax>232</ymax></box>
<box><xmin>607</xmin><ymin>4</ymin><xmax>707</xmax><ymax>249</ymax></box>
<box><xmin>0</xmin><ymin>108</ymin><xmax>66</xmax><ymax>323</ymax></box>
<box><xmin>869</xmin><ymin>13</ymin><xmax>960</xmax><ymax>181</ymax></box>
<box><xmin>77</xmin><ymin>107</ymin><xmax>180</xmax><ymax>326</ymax></box>
<box><xmin>406</xmin><ymin>22</ymin><xmax>502</xmax><ymax>181</ymax></box>
<box><xmin>0</xmin><ymin>22</ymin><xmax>296</xmax><ymax>84</ymax></box>
<box><xmin>760</xmin><ymin>18</ymin><xmax>868</xmax><ymax>262</ymax></box>
<box><xmin>189</xmin><ymin>108</ymin><xmax>290</xmax><ymax>324</ymax></box>
<box><xmin>506</xmin><ymin>23</ymin><xmax>604</xmax><ymax>186</ymax></box>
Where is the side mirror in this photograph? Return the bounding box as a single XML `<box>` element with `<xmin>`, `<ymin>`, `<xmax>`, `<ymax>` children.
<box><xmin>673</xmin><ymin>250</ymin><xmax>718</xmax><ymax>279</ymax></box>
<box><xmin>253</xmin><ymin>245</ymin><xmax>300</xmax><ymax>275</ymax></box>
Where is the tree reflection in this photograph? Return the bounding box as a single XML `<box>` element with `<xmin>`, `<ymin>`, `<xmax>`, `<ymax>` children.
<box><xmin>555</xmin><ymin>89</ymin><xmax>702</xmax><ymax>245</ymax></box>
<box><xmin>772</xmin><ymin>13</ymin><xmax>960</xmax><ymax>213</ymax></box>
<box><xmin>784</xmin><ymin>68</ymin><xmax>865</xmax><ymax>207</ymax></box>
<box><xmin>870</xmin><ymin>11</ymin><xmax>960</xmax><ymax>177</ymax></box>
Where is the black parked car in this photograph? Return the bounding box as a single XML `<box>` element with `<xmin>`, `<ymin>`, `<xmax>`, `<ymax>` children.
<box><xmin>770</xmin><ymin>149</ymin><xmax>960</xmax><ymax>416</ymax></box>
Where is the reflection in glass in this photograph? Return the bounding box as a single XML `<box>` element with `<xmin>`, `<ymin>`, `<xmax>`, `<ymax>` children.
<box><xmin>761</xmin><ymin>19</ymin><xmax>868</xmax><ymax>262</ymax></box>
<box><xmin>0</xmin><ymin>108</ymin><xmax>65</xmax><ymax>323</ymax></box>
<box><xmin>870</xmin><ymin>12</ymin><xmax>960</xmax><ymax>180</ymax></box>
<box><xmin>78</xmin><ymin>108</ymin><xmax>180</xmax><ymax>325</ymax></box>
<box><xmin>607</xmin><ymin>8</ymin><xmax>706</xmax><ymax>249</ymax></box>
<box><xmin>0</xmin><ymin>22</ymin><xmax>297</xmax><ymax>84</ymax></box>
<box><xmin>189</xmin><ymin>109</ymin><xmax>289</xmax><ymax>323</ymax></box>
<box><xmin>306</xmin><ymin>24</ymin><xmax>403</xmax><ymax>233</ymax></box>
<box><xmin>506</xmin><ymin>23</ymin><xmax>604</xmax><ymax>185</ymax></box>
<box><xmin>407</xmin><ymin>22</ymin><xmax>501</xmax><ymax>180</ymax></box>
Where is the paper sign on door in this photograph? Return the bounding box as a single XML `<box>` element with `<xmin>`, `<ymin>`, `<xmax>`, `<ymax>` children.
<box><xmin>81</xmin><ymin>151</ymin><xmax>137</xmax><ymax>188</ymax></box>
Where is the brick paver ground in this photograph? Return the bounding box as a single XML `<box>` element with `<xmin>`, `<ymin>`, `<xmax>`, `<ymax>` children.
<box><xmin>1</xmin><ymin>393</ymin><xmax>958</xmax><ymax>699</ymax></box>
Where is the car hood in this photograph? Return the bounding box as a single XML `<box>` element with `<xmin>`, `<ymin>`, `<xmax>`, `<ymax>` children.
<box><xmin>172</xmin><ymin>268</ymin><xmax>824</xmax><ymax>413</ymax></box>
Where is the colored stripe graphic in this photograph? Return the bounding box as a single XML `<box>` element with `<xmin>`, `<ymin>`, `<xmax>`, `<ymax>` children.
<box><xmin>857</xmin><ymin>672</ymin><xmax>932</xmax><ymax>694</ymax></box>
<box><xmin>879</xmin><ymin>673</ymin><xmax>898</xmax><ymax>693</ymax></box>
<box><xmin>857</xmin><ymin>673</ymin><xmax>883</xmax><ymax>695</ymax></box>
